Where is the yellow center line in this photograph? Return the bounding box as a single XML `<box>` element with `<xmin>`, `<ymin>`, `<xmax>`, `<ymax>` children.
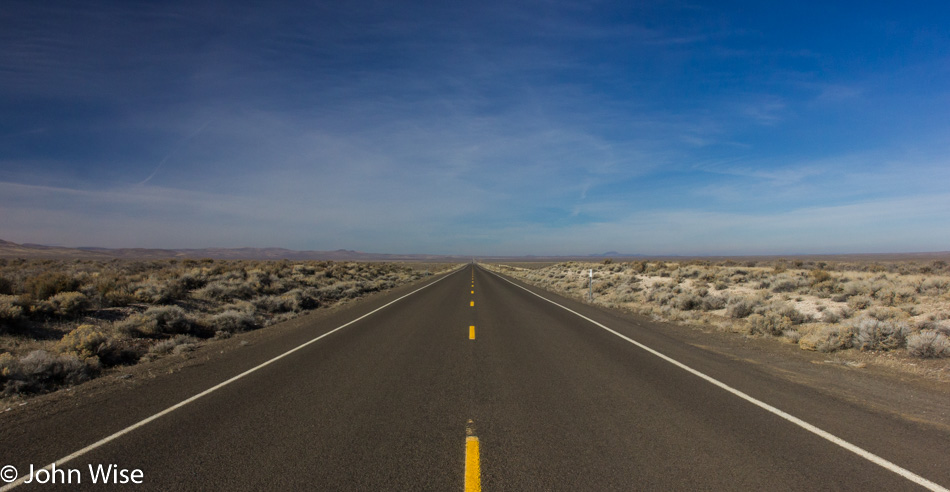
<box><xmin>469</xmin><ymin>325</ymin><xmax>475</xmax><ymax>340</ymax></box>
<box><xmin>470</xmin><ymin>300</ymin><xmax>474</xmax><ymax>307</ymax></box>
<box><xmin>465</xmin><ymin>420</ymin><xmax>481</xmax><ymax>492</ymax></box>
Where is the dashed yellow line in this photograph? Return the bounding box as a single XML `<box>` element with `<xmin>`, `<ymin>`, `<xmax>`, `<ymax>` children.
<box><xmin>470</xmin><ymin>300</ymin><xmax>474</xmax><ymax>307</ymax></box>
<box><xmin>469</xmin><ymin>325</ymin><xmax>475</xmax><ymax>340</ymax></box>
<box><xmin>465</xmin><ymin>420</ymin><xmax>481</xmax><ymax>492</ymax></box>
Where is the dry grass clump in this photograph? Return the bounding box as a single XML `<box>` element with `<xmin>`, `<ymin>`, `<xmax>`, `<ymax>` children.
<box><xmin>0</xmin><ymin>258</ymin><xmax>459</xmax><ymax>396</ymax></box>
<box><xmin>484</xmin><ymin>258</ymin><xmax>950</xmax><ymax>366</ymax></box>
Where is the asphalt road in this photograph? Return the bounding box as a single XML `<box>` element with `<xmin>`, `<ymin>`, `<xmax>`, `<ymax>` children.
<box><xmin>2</xmin><ymin>264</ymin><xmax>948</xmax><ymax>490</ymax></box>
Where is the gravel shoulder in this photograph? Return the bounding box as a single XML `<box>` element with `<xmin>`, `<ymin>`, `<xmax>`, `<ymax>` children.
<box><xmin>645</xmin><ymin>315</ymin><xmax>950</xmax><ymax>432</ymax></box>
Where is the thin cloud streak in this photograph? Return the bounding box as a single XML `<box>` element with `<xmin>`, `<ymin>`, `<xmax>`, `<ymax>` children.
<box><xmin>138</xmin><ymin>119</ymin><xmax>212</xmax><ymax>186</ymax></box>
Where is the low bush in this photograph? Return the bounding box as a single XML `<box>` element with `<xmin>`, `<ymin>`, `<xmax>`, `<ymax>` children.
<box><xmin>850</xmin><ymin>317</ymin><xmax>909</xmax><ymax>351</ymax></box>
<box><xmin>0</xmin><ymin>295</ymin><xmax>24</xmax><ymax>331</ymax></box>
<box><xmin>48</xmin><ymin>291</ymin><xmax>89</xmax><ymax>317</ymax></box>
<box><xmin>133</xmin><ymin>277</ymin><xmax>187</xmax><ymax>304</ymax></box>
<box><xmin>628</xmin><ymin>261</ymin><xmax>647</xmax><ymax>273</ymax></box>
<box><xmin>0</xmin><ymin>350</ymin><xmax>97</xmax><ymax>396</ymax></box>
<box><xmin>317</xmin><ymin>283</ymin><xmax>350</xmax><ymax>300</ymax></box>
<box><xmin>24</xmin><ymin>273</ymin><xmax>80</xmax><ymax>300</ymax></box>
<box><xmin>254</xmin><ymin>293</ymin><xmax>297</xmax><ymax>313</ymax></box>
<box><xmin>893</xmin><ymin>286</ymin><xmax>918</xmax><ymax>304</ymax></box>
<box><xmin>771</xmin><ymin>279</ymin><xmax>800</xmax><ymax>293</ymax></box>
<box><xmin>146</xmin><ymin>305</ymin><xmax>194</xmax><ymax>334</ymax></box>
<box><xmin>94</xmin><ymin>277</ymin><xmax>135</xmax><ymax>307</ymax></box>
<box><xmin>700</xmin><ymin>295</ymin><xmax>726</xmax><ymax>311</ymax></box>
<box><xmin>288</xmin><ymin>288</ymin><xmax>321</xmax><ymax>310</ymax></box>
<box><xmin>906</xmin><ymin>331</ymin><xmax>950</xmax><ymax>358</ymax></box>
<box><xmin>747</xmin><ymin>313</ymin><xmax>791</xmax><ymax>336</ymax></box>
<box><xmin>809</xmin><ymin>269</ymin><xmax>832</xmax><ymax>284</ymax></box>
<box><xmin>725</xmin><ymin>297</ymin><xmax>756</xmax><ymax>318</ymax></box>
<box><xmin>918</xmin><ymin>278</ymin><xmax>948</xmax><ymax>296</ymax></box>
<box><xmin>57</xmin><ymin>324</ymin><xmax>110</xmax><ymax>360</ymax></box>
<box><xmin>847</xmin><ymin>295</ymin><xmax>873</xmax><ymax>310</ymax></box>
<box><xmin>118</xmin><ymin>305</ymin><xmax>196</xmax><ymax>337</ymax></box>
<box><xmin>822</xmin><ymin>309</ymin><xmax>844</xmax><ymax>324</ymax></box>
<box><xmin>673</xmin><ymin>293</ymin><xmax>702</xmax><ymax>311</ymax></box>
<box><xmin>770</xmin><ymin>303</ymin><xmax>810</xmax><ymax>325</ymax></box>
<box><xmin>783</xmin><ymin>329</ymin><xmax>802</xmax><ymax>344</ymax></box>
<box><xmin>57</xmin><ymin>324</ymin><xmax>140</xmax><ymax>366</ymax></box>
<box><xmin>864</xmin><ymin>307</ymin><xmax>903</xmax><ymax>321</ymax></box>
<box><xmin>148</xmin><ymin>335</ymin><xmax>199</xmax><ymax>357</ymax></box>
<box><xmin>0</xmin><ymin>276</ymin><xmax>13</xmax><ymax>295</ymax></box>
<box><xmin>194</xmin><ymin>279</ymin><xmax>255</xmax><ymax>302</ymax></box>
<box><xmin>799</xmin><ymin>326</ymin><xmax>854</xmax><ymax>352</ymax></box>
<box><xmin>206</xmin><ymin>310</ymin><xmax>259</xmax><ymax>334</ymax></box>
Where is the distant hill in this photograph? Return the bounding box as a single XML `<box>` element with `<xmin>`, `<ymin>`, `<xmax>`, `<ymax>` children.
<box><xmin>0</xmin><ymin>239</ymin><xmax>115</xmax><ymax>259</ymax></box>
<box><xmin>2</xmin><ymin>238</ymin><xmax>948</xmax><ymax>263</ymax></box>
<box><xmin>0</xmin><ymin>239</ymin><xmax>463</xmax><ymax>261</ymax></box>
<box><xmin>0</xmin><ymin>239</ymin><xmax>646</xmax><ymax>262</ymax></box>
<box><xmin>588</xmin><ymin>251</ymin><xmax>649</xmax><ymax>258</ymax></box>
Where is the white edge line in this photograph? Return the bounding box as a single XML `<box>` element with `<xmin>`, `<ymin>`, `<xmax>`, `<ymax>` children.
<box><xmin>482</xmin><ymin>266</ymin><xmax>948</xmax><ymax>492</ymax></box>
<box><xmin>0</xmin><ymin>267</ymin><xmax>463</xmax><ymax>492</ymax></box>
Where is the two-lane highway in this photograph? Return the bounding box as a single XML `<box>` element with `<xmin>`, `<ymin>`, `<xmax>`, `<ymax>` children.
<box><xmin>2</xmin><ymin>264</ymin><xmax>948</xmax><ymax>490</ymax></box>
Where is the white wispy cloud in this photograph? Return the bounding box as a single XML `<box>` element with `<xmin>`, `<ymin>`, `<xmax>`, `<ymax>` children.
<box><xmin>738</xmin><ymin>96</ymin><xmax>787</xmax><ymax>125</ymax></box>
<box><xmin>461</xmin><ymin>192</ymin><xmax>950</xmax><ymax>256</ymax></box>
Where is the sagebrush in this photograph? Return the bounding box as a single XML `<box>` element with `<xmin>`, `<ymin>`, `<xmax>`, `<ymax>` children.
<box><xmin>0</xmin><ymin>258</ymin><xmax>458</xmax><ymax>396</ymax></box>
<box><xmin>484</xmin><ymin>259</ymin><xmax>950</xmax><ymax>362</ymax></box>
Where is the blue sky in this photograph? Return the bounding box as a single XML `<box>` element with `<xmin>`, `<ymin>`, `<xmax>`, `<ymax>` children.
<box><xmin>2</xmin><ymin>1</ymin><xmax>949</xmax><ymax>255</ymax></box>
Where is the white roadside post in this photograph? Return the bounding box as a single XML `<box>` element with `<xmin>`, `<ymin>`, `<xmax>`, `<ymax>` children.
<box><xmin>588</xmin><ymin>269</ymin><xmax>593</xmax><ymax>302</ymax></box>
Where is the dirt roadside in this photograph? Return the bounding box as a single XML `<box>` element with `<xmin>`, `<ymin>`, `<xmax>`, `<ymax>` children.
<box><xmin>643</xmin><ymin>314</ymin><xmax>950</xmax><ymax>432</ymax></box>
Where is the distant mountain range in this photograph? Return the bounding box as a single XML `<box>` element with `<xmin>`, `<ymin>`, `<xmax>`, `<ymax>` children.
<box><xmin>2</xmin><ymin>238</ymin><xmax>947</xmax><ymax>263</ymax></box>
<box><xmin>0</xmin><ymin>239</ymin><xmax>463</xmax><ymax>261</ymax></box>
<box><xmin>0</xmin><ymin>238</ymin><xmax>657</xmax><ymax>262</ymax></box>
